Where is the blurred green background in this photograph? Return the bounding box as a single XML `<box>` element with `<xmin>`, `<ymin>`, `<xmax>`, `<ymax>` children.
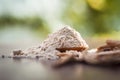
<box><xmin>0</xmin><ymin>0</ymin><xmax>120</xmax><ymax>53</ymax></box>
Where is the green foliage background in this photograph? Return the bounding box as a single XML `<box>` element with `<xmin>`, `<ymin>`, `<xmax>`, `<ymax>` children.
<box><xmin>62</xmin><ymin>0</ymin><xmax>120</xmax><ymax>35</ymax></box>
<box><xmin>0</xmin><ymin>0</ymin><xmax>120</xmax><ymax>37</ymax></box>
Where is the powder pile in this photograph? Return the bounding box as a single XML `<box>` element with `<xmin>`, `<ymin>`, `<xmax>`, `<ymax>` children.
<box><xmin>13</xmin><ymin>25</ymin><xmax>88</xmax><ymax>60</ymax></box>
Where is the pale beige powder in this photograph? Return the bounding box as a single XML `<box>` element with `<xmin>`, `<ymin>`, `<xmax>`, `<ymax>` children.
<box><xmin>13</xmin><ymin>25</ymin><xmax>88</xmax><ymax>60</ymax></box>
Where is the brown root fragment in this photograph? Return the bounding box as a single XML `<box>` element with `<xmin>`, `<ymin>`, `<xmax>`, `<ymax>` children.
<box><xmin>56</xmin><ymin>47</ymin><xmax>86</xmax><ymax>52</ymax></box>
<box><xmin>13</xmin><ymin>50</ymin><xmax>23</xmax><ymax>56</ymax></box>
<box><xmin>54</xmin><ymin>51</ymin><xmax>83</xmax><ymax>67</ymax></box>
<box><xmin>85</xmin><ymin>50</ymin><xmax>120</xmax><ymax>64</ymax></box>
<box><xmin>85</xmin><ymin>40</ymin><xmax>120</xmax><ymax>65</ymax></box>
<box><xmin>106</xmin><ymin>40</ymin><xmax>120</xmax><ymax>46</ymax></box>
<box><xmin>54</xmin><ymin>52</ymin><xmax>74</xmax><ymax>67</ymax></box>
<box><xmin>97</xmin><ymin>40</ymin><xmax>120</xmax><ymax>52</ymax></box>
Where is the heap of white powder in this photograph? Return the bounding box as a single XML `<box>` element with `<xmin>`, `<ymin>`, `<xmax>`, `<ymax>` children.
<box><xmin>13</xmin><ymin>25</ymin><xmax>88</xmax><ymax>60</ymax></box>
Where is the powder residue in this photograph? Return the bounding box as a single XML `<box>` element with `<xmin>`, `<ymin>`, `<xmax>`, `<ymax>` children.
<box><xmin>13</xmin><ymin>25</ymin><xmax>88</xmax><ymax>60</ymax></box>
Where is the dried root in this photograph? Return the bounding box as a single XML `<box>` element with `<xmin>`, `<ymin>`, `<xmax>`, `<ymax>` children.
<box><xmin>55</xmin><ymin>40</ymin><xmax>120</xmax><ymax>66</ymax></box>
<box><xmin>85</xmin><ymin>40</ymin><xmax>120</xmax><ymax>64</ymax></box>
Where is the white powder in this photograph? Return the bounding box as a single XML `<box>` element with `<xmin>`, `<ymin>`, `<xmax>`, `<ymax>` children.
<box><xmin>13</xmin><ymin>25</ymin><xmax>88</xmax><ymax>60</ymax></box>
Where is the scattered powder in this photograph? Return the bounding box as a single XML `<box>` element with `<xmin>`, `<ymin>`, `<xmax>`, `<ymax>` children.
<box><xmin>13</xmin><ymin>25</ymin><xmax>88</xmax><ymax>60</ymax></box>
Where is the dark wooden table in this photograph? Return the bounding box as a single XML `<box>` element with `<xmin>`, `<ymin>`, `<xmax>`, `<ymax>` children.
<box><xmin>0</xmin><ymin>39</ymin><xmax>120</xmax><ymax>80</ymax></box>
<box><xmin>0</xmin><ymin>57</ymin><xmax>120</xmax><ymax>80</ymax></box>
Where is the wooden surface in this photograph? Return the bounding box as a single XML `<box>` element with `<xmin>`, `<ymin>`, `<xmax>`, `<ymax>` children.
<box><xmin>0</xmin><ymin>39</ymin><xmax>120</xmax><ymax>80</ymax></box>
<box><xmin>0</xmin><ymin>57</ymin><xmax>120</xmax><ymax>80</ymax></box>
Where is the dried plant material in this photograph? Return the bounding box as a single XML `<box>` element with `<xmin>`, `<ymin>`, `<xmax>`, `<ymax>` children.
<box><xmin>13</xmin><ymin>50</ymin><xmax>23</xmax><ymax>56</ymax></box>
<box><xmin>12</xmin><ymin>25</ymin><xmax>88</xmax><ymax>60</ymax></box>
<box><xmin>12</xmin><ymin>24</ymin><xmax>120</xmax><ymax>66</ymax></box>
<box><xmin>55</xmin><ymin>40</ymin><xmax>120</xmax><ymax>66</ymax></box>
<box><xmin>54</xmin><ymin>52</ymin><xmax>74</xmax><ymax>67</ymax></box>
<box><xmin>106</xmin><ymin>40</ymin><xmax>120</xmax><ymax>46</ymax></box>
<box><xmin>56</xmin><ymin>47</ymin><xmax>86</xmax><ymax>52</ymax></box>
<box><xmin>84</xmin><ymin>40</ymin><xmax>120</xmax><ymax>64</ymax></box>
<box><xmin>12</xmin><ymin>27</ymin><xmax>120</xmax><ymax>67</ymax></box>
<box><xmin>54</xmin><ymin>50</ymin><xmax>83</xmax><ymax>67</ymax></box>
<box><xmin>97</xmin><ymin>40</ymin><xmax>120</xmax><ymax>52</ymax></box>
